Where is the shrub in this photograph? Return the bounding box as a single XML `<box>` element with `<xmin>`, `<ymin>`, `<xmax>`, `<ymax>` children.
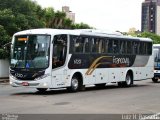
<box><xmin>0</xmin><ymin>49</ymin><xmax>9</xmax><ymax>59</ymax></box>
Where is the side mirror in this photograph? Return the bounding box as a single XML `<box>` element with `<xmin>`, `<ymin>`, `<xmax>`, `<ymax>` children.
<box><xmin>3</xmin><ymin>42</ymin><xmax>11</xmax><ymax>50</ymax></box>
<box><xmin>3</xmin><ymin>42</ymin><xmax>12</xmax><ymax>49</ymax></box>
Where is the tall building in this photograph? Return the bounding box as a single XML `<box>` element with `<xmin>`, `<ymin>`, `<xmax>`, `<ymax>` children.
<box><xmin>141</xmin><ymin>0</ymin><xmax>160</xmax><ymax>35</ymax></box>
<box><xmin>62</xmin><ymin>6</ymin><xmax>75</xmax><ymax>23</ymax></box>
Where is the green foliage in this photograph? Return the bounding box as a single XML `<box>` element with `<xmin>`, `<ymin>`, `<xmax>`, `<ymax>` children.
<box><xmin>0</xmin><ymin>0</ymin><xmax>45</xmax><ymax>35</ymax></box>
<box><xmin>0</xmin><ymin>25</ymin><xmax>10</xmax><ymax>59</ymax></box>
<box><xmin>72</xmin><ymin>22</ymin><xmax>92</xmax><ymax>29</ymax></box>
<box><xmin>138</xmin><ymin>32</ymin><xmax>160</xmax><ymax>44</ymax></box>
<box><xmin>0</xmin><ymin>49</ymin><xmax>9</xmax><ymax>59</ymax></box>
<box><xmin>0</xmin><ymin>25</ymin><xmax>10</xmax><ymax>46</ymax></box>
<box><xmin>43</xmin><ymin>7</ymin><xmax>55</xmax><ymax>27</ymax></box>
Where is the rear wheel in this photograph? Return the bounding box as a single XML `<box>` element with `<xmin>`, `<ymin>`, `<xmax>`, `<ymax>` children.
<box><xmin>118</xmin><ymin>72</ymin><xmax>133</xmax><ymax>87</ymax></box>
<box><xmin>36</xmin><ymin>88</ymin><xmax>47</xmax><ymax>92</ymax></box>
<box><xmin>152</xmin><ymin>78</ymin><xmax>158</xmax><ymax>83</ymax></box>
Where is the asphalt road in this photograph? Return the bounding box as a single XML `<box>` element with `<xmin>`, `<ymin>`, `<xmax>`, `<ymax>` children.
<box><xmin>0</xmin><ymin>79</ymin><xmax>160</xmax><ymax>119</ymax></box>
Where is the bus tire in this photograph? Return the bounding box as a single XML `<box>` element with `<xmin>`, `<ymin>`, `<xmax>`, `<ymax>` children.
<box><xmin>118</xmin><ymin>72</ymin><xmax>133</xmax><ymax>87</ymax></box>
<box><xmin>36</xmin><ymin>88</ymin><xmax>47</xmax><ymax>92</ymax></box>
<box><xmin>152</xmin><ymin>78</ymin><xmax>158</xmax><ymax>83</ymax></box>
<box><xmin>67</xmin><ymin>76</ymin><xmax>82</xmax><ymax>92</ymax></box>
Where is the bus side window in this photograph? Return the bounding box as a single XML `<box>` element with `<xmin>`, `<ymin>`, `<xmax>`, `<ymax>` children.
<box><xmin>105</xmin><ymin>39</ymin><xmax>109</xmax><ymax>53</ymax></box>
<box><xmin>147</xmin><ymin>42</ymin><xmax>152</xmax><ymax>55</ymax></box>
<box><xmin>99</xmin><ymin>39</ymin><xmax>104</xmax><ymax>53</ymax></box>
<box><xmin>71</xmin><ymin>36</ymin><xmax>90</xmax><ymax>53</ymax></box>
<box><xmin>140</xmin><ymin>42</ymin><xmax>144</xmax><ymax>55</ymax></box>
<box><xmin>127</xmin><ymin>41</ymin><xmax>132</xmax><ymax>54</ymax></box>
<box><xmin>120</xmin><ymin>41</ymin><xmax>124</xmax><ymax>54</ymax></box>
<box><xmin>91</xmin><ymin>38</ymin><xmax>96</xmax><ymax>53</ymax></box>
<box><xmin>75</xmin><ymin>37</ymin><xmax>83</xmax><ymax>53</ymax></box>
<box><xmin>101</xmin><ymin>38</ymin><xmax>106</xmax><ymax>53</ymax></box>
<box><xmin>91</xmin><ymin>38</ymin><xmax>102</xmax><ymax>53</ymax></box>
<box><xmin>82</xmin><ymin>37</ymin><xmax>90</xmax><ymax>53</ymax></box>
<box><xmin>113</xmin><ymin>40</ymin><xmax>119</xmax><ymax>54</ymax></box>
<box><xmin>133</xmin><ymin>42</ymin><xmax>139</xmax><ymax>54</ymax></box>
<box><xmin>95</xmin><ymin>38</ymin><xmax>100</xmax><ymax>53</ymax></box>
<box><xmin>108</xmin><ymin>40</ymin><xmax>113</xmax><ymax>53</ymax></box>
<box><xmin>144</xmin><ymin>43</ymin><xmax>148</xmax><ymax>55</ymax></box>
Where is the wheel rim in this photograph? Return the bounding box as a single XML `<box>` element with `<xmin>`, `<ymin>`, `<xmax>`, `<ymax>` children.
<box><xmin>126</xmin><ymin>75</ymin><xmax>131</xmax><ymax>85</ymax></box>
<box><xmin>71</xmin><ymin>78</ymin><xmax>79</xmax><ymax>90</ymax></box>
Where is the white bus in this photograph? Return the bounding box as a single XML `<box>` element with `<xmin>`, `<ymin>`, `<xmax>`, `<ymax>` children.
<box><xmin>10</xmin><ymin>29</ymin><xmax>154</xmax><ymax>92</ymax></box>
<box><xmin>153</xmin><ymin>44</ymin><xmax>160</xmax><ymax>82</ymax></box>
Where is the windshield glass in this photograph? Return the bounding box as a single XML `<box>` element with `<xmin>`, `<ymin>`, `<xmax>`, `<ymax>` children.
<box><xmin>11</xmin><ymin>35</ymin><xmax>51</xmax><ymax>69</ymax></box>
<box><xmin>154</xmin><ymin>48</ymin><xmax>160</xmax><ymax>67</ymax></box>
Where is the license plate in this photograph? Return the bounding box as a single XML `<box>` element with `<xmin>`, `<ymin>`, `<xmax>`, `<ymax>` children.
<box><xmin>22</xmin><ymin>82</ymin><xmax>29</xmax><ymax>86</ymax></box>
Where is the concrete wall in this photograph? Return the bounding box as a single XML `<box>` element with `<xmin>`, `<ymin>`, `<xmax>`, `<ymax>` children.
<box><xmin>0</xmin><ymin>59</ymin><xmax>9</xmax><ymax>78</ymax></box>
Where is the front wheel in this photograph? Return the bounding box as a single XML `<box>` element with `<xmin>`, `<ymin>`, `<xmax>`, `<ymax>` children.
<box><xmin>67</xmin><ymin>76</ymin><xmax>82</xmax><ymax>92</ymax></box>
<box><xmin>152</xmin><ymin>78</ymin><xmax>158</xmax><ymax>83</ymax></box>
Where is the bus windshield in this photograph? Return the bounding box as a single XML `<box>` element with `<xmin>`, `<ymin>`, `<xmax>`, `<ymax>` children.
<box><xmin>154</xmin><ymin>48</ymin><xmax>160</xmax><ymax>67</ymax></box>
<box><xmin>11</xmin><ymin>35</ymin><xmax>51</xmax><ymax>69</ymax></box>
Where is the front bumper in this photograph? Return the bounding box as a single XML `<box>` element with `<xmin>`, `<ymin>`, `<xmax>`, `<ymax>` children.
<box><xmin>154</xmin><ymin>70</ymin><xmax>160</xmax><ymax>78</ymax></box>
<box><xmin>9</xmin><ymin>75</ymin><xmax>52</xmax><ymax>88</ymax></box>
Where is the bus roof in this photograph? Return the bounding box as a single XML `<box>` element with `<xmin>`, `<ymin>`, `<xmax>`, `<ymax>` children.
<box><xmin>14</xmin><ymin>28</ymin><xmax>152</xmax><ymax>42</ymax></box>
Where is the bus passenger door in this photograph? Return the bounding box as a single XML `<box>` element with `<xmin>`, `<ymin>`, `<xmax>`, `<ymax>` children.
<box><xmin>51</xmin><ymin>35</ymin><xmax>68</xmax><ymax>88</ymax></box>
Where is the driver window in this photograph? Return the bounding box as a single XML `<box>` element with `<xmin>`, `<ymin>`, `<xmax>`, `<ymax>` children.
<box><xmin>52</xmin><ymin>35</ymin><xmax>67</xmax><ymax>69</ymax></box>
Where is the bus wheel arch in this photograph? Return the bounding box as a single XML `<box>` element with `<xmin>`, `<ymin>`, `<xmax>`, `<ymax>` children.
<box><xmin>67</xmin><ymin>72</ymin><xmax>84</xmax><ymax>92</ymax></box>
<box><xmin>118</xmin><ymin>70</ymin><xmax>133</xmax><ymax>87</ymax></box>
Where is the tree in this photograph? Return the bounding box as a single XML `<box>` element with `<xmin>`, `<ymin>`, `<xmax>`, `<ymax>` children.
<box><xmin>72</xmin><ymin>22</ymin><xmax>92</xmax><ymax>29</ymax></box>
<box><xmin>138</xmin><ymin>32</ymin><xmax>160</xmax><ymax>44</ymax></box>
<box><xmin>0</xmin><ymin>25</ymin><xmax>10</xmax><ymax>59</ymax></box>
<box><xmin>128</xmin><ymin>27</ymin><xmax>137</xmax><ymax>36</ymax></box>
<box><xmin>43</xmin><ymin>7</ymin><xmax>55</xmax><ymax>28</ymax></box>
<box><xmin>0</xmin><ymin>0</ymin><xmax>45</xmax><ymax>35</ymax></box>
<box><xmin>63</xmin><ymin>18</ymin><xmax>73</xmax><ymax>29</ymax></box>
<box><xmin>54</xmin><ymin>11</ymin><xmax>66</xmax><ymax>28</ymax></box>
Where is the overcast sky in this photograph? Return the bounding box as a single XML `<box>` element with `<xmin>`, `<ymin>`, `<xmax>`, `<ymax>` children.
<box><xmin>34</xmin><ymin>0</ymin><xmax>144</xmax><ymax>32</ymax></box>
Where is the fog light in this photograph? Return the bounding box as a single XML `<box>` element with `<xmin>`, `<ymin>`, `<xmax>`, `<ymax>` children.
<box><xmin>43</xmin><ymin>83</ymin><xmax>47</xmax><ymax>87</ymax></box>
<box><xmin>10</xmin><ymin>81</ymin><xmax>13</xmax><ymax>84</ymax></box>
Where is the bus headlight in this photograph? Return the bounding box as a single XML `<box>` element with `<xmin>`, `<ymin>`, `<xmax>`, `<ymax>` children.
<box><xmin>10</xmin><ymin>74</ymin><xmax>16</xmax><ymax>80</ymax></box>
<box><xmin>34</xmin><ymin>73</ymin><xmax>50</xmax><ymax>81</ymax></box>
